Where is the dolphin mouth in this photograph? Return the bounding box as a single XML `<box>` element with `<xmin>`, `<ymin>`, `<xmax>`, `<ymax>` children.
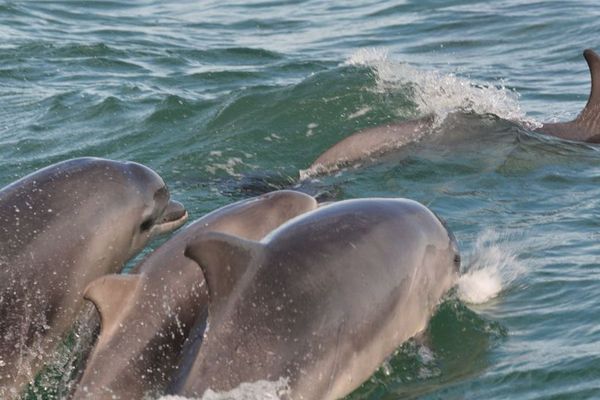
<box><xmin>153</xmin><ymin>200</ymin><xmax>188</xmax><ymax>235</ymax></box>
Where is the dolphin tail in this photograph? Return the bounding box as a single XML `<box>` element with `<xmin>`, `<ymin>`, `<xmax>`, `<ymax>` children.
<box><xmin>575</xmin><ymin>49</ymin><xmax>600</xmax><ymax>131</ymax></box>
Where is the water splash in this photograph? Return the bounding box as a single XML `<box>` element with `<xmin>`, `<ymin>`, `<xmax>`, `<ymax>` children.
<box><xmin>22</xmin><ymin>307</ymin><xmax>100</xmax><ymax>400</ymax></box>
<box><xmin>159</xmin><ymin>378</ymin><xmax>290</xmax><ymax>400</ymax></box>
<box><xmin>457</xmin><ymin>230</ymin><xmax>526</xmax><ymax>304</ymax></box>
<box><xmin>345</xmin><ymin>48</ymin><xmax>537</xmax><ymax>126</ymax></box>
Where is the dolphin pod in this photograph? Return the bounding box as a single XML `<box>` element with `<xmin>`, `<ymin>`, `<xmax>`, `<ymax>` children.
<box><xmin>0</xmin><ymin>157</ymin><xmax>187</xmax><ymax>398</ymax></box>
<box><xmin>73</xmin><ymin>190</ymin><xmax>318</xmax><ymax>399</ymax></box>
<box><xmin>171</xmin><ymin>198</ymin><xmax>460</xmax><ymax>400</ymax></box>
<box><xmin>3</xmin><ymin>49</ymin><xmax>598</xmax><ymax>400</ymax></box>
<box><xmin>0</xmin><ymin>157</ymin><xmax>461</xmax><ymax>399</ymax></box>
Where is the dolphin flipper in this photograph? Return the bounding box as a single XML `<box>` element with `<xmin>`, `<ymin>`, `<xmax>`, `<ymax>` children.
<box><xmin>84</xmin><ymin>274</ymin><xmax>142</xmax><ymax>344</ymax></box>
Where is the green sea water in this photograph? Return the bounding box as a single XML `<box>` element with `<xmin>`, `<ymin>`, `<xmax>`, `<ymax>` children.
<box><xmin>2</xmin><ymin>1</ymin><xmax>600</xmax><ymax>399</ymax></box>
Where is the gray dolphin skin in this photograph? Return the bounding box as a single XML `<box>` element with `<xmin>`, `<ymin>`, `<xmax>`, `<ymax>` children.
<box><xmin>536</xmin><ymin>49</ymin><xmax>600</xmax><ymax>142</ymax></box>
<box><xmin>72</xmin><ymin>190</ymin><xmax>318</xmax><ymax>400</ymax></box>
<box><xmin>301</xmin><ymin>115</ymin><xmax>434</xmax><ymax>178</ymax></box>
<box><xmin>0</xmin><ymin>157</ymin><xmax>187</xmax><ymax>398</ymax></box>
<box><xmin>172</xmin><ymin>198</ymin><xmax>460</xmax><ymax>400</ymax></box>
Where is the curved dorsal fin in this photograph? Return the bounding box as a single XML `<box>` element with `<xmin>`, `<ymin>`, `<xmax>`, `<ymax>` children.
<box><xmin>84</xmin><ymin>274</ymin><xmax>142</xmax><ymax>342</ymax></box>
<box><xmin>577</xmin><ymin>49</ymin><xmax>600</xmax><ymax>121</ymax></box>
<box><xmin>184</xmin><ymin>232</ymin><xmax>262</xmax><ymax>314</ymax></box>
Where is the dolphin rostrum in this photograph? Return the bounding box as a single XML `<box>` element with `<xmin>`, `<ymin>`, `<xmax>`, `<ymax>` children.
<box><xmin>535</xmin><ymin>49</ymin><xmax>600</xmax><ymax>142</ymax></box>
<box><xmin>0</xmin><ymin>157</ymin><xmax>187</xmax><ymax>398</ymax></box>
<box><xmin>73</xmin><ymin>190</ymin><xmax>318</xmax><ymax>399</ymax></box>
<box><xmin>171</xmin><ymin>198</ymin><xmax>460</xmax><ymax>400</ymax></box>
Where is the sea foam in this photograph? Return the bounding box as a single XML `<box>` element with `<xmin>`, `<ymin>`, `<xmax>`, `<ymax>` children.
<box><xmin>345</xmin><ymin>48</ymin><xmax>537</xmax><ymax>127</ymax></box>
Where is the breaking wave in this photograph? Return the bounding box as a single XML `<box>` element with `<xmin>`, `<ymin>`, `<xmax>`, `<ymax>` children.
<box><xmin>345</xmin><ymin>48</ymin><xmax>538</xmax><ymax>127</ymax></box>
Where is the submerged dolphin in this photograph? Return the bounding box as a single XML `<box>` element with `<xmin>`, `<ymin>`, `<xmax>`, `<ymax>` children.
<box><xmin>171</xmin><ymin>198</ymin><xmax>460</xmax><ymax>400</ymax></box>
<box><xmin>535</xmin><ymin>49</ymin><xmax>600</xmax><ymax>142</ymax></box>
<box><xmin>0</xmin><ymin>157</ymin><xmax>187</xmax><ymax>398</ymax></box>
<box><xmin>73</xmin><ymin>191</ymin><xmax>318</xmax><ymax>400</ymax></box>
<box><xmin>301</xmin><ymin>116</ymin><xmax>434</xmax><ymax>178</ymax></box>
<box><xmin>300</xmin><ymin>115</ymin><xmax>434</xmax><ymax>179</ymax></box>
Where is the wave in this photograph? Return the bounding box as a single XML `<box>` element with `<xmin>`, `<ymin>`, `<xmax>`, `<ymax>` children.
<box><xmin>345</xmin><ymin>48</ymin><xmax>539</xmax><ymax>128</ymax></box>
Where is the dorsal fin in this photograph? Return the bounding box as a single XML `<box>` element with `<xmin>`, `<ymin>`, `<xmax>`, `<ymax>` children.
<box><xmin>577</xmin><ymin>49</ymin><xmax>600</xmax><ymax>122</ymax></box>
<box><xmin>84</xmin><ymin>274</ymin><xmax>142</xmax><ymax>340</ymax></box>
<box><xmin>184</xmin><ymin>232</ymin><xmax>261</xmax><ymax>313</ymax></box>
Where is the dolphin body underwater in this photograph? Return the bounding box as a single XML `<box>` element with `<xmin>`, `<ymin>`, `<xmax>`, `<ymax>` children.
<box><xmin>0</xmin><ymin>158</ymin><xmax>187</xmax><ymax>398</ymax></box>
<box><xmin>303</xmin><ymin>49</ymin><xmax>600</xmax><ymax>178</ymax></box>
<box><xmin>170</xmin><ymin>198</ymin><xmax>460</xmax><ymax>400</ymax></box>
<box><xmin>301</xmin><ymin>115</ymin><xmax>434</xmax><ymax>178</ymax></box>
<box><xmin>73</xmin><ymin>190</ymin><xmax>318</xmax><ymax>399</ymax></box>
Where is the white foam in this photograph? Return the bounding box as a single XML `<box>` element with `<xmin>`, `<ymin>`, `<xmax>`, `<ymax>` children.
<box><xmin>457</xmin><ymin>230</ymin><xmax>525</xmax><ymax>304</ymax></box>
<box><xmin>159</xmin><ymin>378</ymin><xmax>290</xmax><ymax>400</ymax></box>
<box><xmin>205</xmin><ymin>154</ymin><xmax>259</xmax><ymax>178</ymax></box>
<box><xmin>345</xmin><ymin>48</ymin><xmax>537</xmax><ymax>126</ymax></box>
<box><xmin>345</xmin><ymin>47</ymin><xmax>391</xmax><ymax>66</ymax></box>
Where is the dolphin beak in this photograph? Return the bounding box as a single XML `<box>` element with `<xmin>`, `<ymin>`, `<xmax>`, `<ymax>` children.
<box><xmin>152</xmin><ymin>200</ymin><xmax>188</xmax><ymax>235</ymax></box>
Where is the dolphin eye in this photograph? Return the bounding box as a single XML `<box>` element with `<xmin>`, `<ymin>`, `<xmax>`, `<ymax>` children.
<box><xmin>154</xmin><ymin>186</ymin><xmax>168</xmax><ymax>201</ymax></box>
<box><xmin>140</xmin><ymin>217</ymin><xmax>154</xmax><ymax>232</ymax></box>
<box><xmin>454</xmin><ymin>253</ymin><xmax>461</xmax><ymax>267</ymax></box>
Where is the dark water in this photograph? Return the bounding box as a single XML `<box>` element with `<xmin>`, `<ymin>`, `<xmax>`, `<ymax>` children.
<box><xmin>2</xmin><ymin>1</ymin><xmax>600</xmax><ymax>399</ymax></box>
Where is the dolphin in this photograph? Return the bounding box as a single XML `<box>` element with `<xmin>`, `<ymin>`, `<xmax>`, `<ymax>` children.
<box><xmin>535</xmin><ymin>49</ymin><xmax>600</xmax><ymax>142</ymax></box>
<box><xmin>171</xmin><ymin>198</ymin><xmax>460</xmax><ymax>400</ymax></box>
<box><xmin>300</xmin><ymin>115</ymin><xmax>434</xmax><ymax>179</ymax></box>
<box><xmin>72</xmin><ymin>190</ymin><xmax>318</xmax><ymax>400</ymax></box>
<box><xmin>302</xmin><ymin>49</ymin><xmax>600</xmax><ymax>180</ymax></box>
<box><xmin>0</xmin><ymin>157</ymin><xmax>187</xmax><ymax>398</ymax></box>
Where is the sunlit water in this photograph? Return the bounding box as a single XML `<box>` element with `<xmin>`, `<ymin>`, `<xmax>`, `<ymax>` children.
<box><xmin>2</xmin><ymin>1</ymin><xmax>600</xmax><ymax>399</ymax></box>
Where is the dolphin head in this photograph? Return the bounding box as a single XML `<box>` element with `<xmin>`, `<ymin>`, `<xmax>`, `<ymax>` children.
<box><xmin>124</xmin><ymin>161</ymin><xmax>188</xmax><ymax>255</ymax></box>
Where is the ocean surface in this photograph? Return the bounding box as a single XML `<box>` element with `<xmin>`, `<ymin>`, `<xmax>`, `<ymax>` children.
<box><xmin>2</xmin><ymin>0</ymin><xmax>600</xmax><ymax>399</ymax></box>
